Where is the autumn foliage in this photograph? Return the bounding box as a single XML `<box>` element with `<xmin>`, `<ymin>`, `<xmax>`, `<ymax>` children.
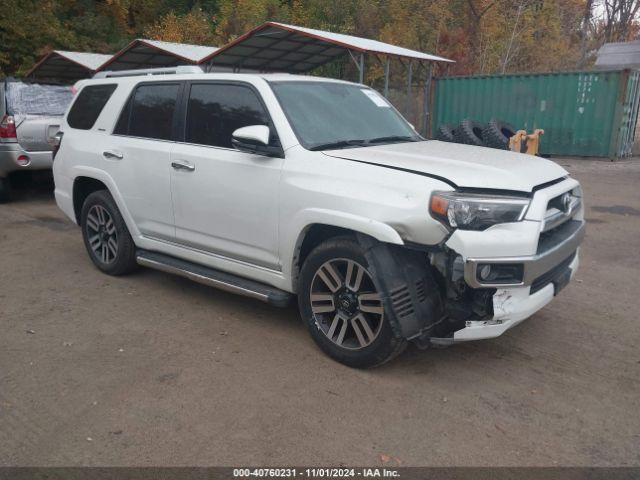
<box><xmin>0</xmin><ymin>0</ymin><xmax>638</xmax><ymax>78</ymax></box>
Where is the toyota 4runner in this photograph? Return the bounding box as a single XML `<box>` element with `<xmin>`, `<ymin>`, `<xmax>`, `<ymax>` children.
<box><xmin>53</xmin><ymin>67</ymin><xmax>585</xmax><ymax>368</ymax></box>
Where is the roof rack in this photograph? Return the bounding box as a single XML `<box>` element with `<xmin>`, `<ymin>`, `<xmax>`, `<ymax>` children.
<box><xmin>93</xmin><ymin>65</ymin><xmax>203</xmax><ymax>79</ymax></box>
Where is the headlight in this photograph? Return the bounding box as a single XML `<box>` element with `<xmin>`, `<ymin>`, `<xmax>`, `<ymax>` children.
<box><xmin>430</xmin><ymin>191</ymin><xmax>530</xmax><ymax>231</ymax></box>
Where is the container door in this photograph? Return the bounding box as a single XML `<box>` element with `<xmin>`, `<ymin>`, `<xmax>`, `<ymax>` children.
<box><xmin>616</xmin><ymin>71</ymin><xmax>640</xmax><ymax>158</ymax></box>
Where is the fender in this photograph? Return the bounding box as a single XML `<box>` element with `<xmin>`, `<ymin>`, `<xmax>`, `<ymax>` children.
<box><xmin>282</xmin><ymin>208</ymin><xmax>404</xmax><ymax>291</ymax></box>
<box><xmin>70</xmin><ymin>165</ymin><xmax>142</xmax><ymax>239</ymax></box>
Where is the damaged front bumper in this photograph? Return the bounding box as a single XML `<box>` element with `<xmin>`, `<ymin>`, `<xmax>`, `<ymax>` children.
<box><xmin>432</xmin><ymin>251</ymin><xmax>580</xmax><ymax>344</ymax></box>
<box><xmin>428</xmin><ymin>178</ymin><xmax>585</xmax><ymax>345</ymax></box>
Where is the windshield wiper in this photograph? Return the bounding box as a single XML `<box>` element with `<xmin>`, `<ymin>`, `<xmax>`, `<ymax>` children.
<box><xmin>308</xmin><ymin>139</ymin><xmax>367</xmax><ymax>151</ymax></box>
<box><xmin>367</xmin><ymin>135</ymin><xmax>421</xmax><ymax>144</ymax></box>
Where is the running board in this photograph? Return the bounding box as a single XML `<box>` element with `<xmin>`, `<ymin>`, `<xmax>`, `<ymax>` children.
<box><xmin>136</xmin><ymin>250</ymin><xmax>293</xmax><ymax>307</ymax></box>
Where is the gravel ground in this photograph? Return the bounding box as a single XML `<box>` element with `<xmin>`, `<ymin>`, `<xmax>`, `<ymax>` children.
<box><xmin>0</xmin><ymin>158</ymin><xmax>639</xmax><ymax>467</ymax></box>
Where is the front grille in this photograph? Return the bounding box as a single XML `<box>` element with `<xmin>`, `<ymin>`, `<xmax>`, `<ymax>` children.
<box><xmin>537</xmin><ymin>219</ymin><xmax>583</xmax><ymax>255</ymax></box>
<box><xmin>530</xmin><ymin>252</ymin><xmax>576</xmax><ymax>294</ymax></box>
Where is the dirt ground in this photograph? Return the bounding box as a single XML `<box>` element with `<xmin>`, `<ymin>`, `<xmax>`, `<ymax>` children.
<box><xmin>0</xmin><ymin>158</ymin><xmax>639</xmax><ymax>467</ymax></box>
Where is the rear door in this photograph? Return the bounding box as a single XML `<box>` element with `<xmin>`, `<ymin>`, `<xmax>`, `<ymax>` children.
<box><xmin>170</xmin><ymin>81</ymin><xmax>283</xmax><ymax>269</ymax></box>
<box><xmin>5</xmin><ymin>82</ymin><xmax>73</xmax><ymax>152</ymax></box>
<box><xmin>107</xmin><ymin>82</ymin><xmax>184</xmax><ymax>242</ymax></box>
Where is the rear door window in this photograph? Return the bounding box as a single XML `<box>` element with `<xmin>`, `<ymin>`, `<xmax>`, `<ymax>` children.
<box><xmin>67</xmin><ymin>84</ymin><xmax>117</xmax><ymax>130</ymax></box>
<box><xmin>185</xmin><ymin>83</ymin><xmax>271</xmax><ymax>148</ymax></box>
<box><xmin>116</xmin><ymin>83</ymin><xmax>180</xmax><ymax>141</ymax></box>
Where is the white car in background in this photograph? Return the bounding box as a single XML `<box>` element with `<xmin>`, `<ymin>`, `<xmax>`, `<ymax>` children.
<box><xmin>52</xmin><ymin>67</ymin><xmax>585</xmax><ymax>368</ymax></box>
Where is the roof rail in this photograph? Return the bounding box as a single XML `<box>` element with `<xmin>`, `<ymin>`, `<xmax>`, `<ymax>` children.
<box><xmin>93</xmin><ymin>65</ymin><xmax>203</xmax><ymax>79</ymax></box>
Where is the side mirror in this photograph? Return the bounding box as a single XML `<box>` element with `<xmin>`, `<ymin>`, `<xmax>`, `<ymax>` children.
<box><xmin>231</xmin><ymin>125</ymin><xmax>282</xmax><ymax>157</ymax></box>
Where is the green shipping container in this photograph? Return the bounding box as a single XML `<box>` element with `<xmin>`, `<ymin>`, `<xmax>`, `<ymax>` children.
<box><xmin>431</xmin><ymin>70</ymin><xmax>640</xmax><ymax>159</ymax></box>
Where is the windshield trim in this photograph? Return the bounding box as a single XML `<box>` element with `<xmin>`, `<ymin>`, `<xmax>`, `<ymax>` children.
<box><xmin>268</xmin><ymin>80</ymin><xmax>421</xmax><ymax>151</ymax></box>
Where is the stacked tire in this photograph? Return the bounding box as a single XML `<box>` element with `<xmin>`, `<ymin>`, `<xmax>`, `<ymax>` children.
<box><xmin>434</xmin><ymin>118</ymin><xmax>517</xmax><ymax>151</ymax></box>
<box><xmin>454</xmin><ymin>119</ymin><xmax>486</xmax><ymax>146</ymax></box>
<box><xmin>482</xmin><ymin>119</ymin><xmax>517</xmax><ymax>150</ymax></box>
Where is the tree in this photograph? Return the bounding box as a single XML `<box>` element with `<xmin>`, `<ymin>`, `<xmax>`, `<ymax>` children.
<box><xmin>0</xmin><ymin>0</ymin><xmax>72</xmax><ymax>76</ymax></box>
<box><xmin>600</xmin><ymin>0</ymin><xmax>640</xmax><ymax>42</ymax></box>
<box><xmin>213</xmin><ymin>0</ymin><xmax>289</xmax><ymax>44</ymax></box>
<box><xmin>144</xmin><ymin>7</ymin><xmax>217</xmax><ymax>44</ymax></box>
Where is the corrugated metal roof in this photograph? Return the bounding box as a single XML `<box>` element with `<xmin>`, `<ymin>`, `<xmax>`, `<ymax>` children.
<box><xmin>201</xmin><ymin>22</ymin><xmax>452</xmax><ymax>72</ymax></box>
<box><xmin>270</xmin><ymin>23</ymin><xmax>452</xmax><ymax>62</ymax></box>
<box><xmin>142</xmin><ymin>39</ymin><xmax>218</xmax><ymax>62</ymax></box>
<box><xmin>25</xmin><ymin>50</ymin><xmax>113</xmax><ymax>82</ymax></box>
<box><xmin>54</xmin><ymin>51</ymin><xmax>112</xmax><ymax>70</ymax></box>
<box><xmin>595</xmin><ymin>40</ymin><xmax>640</xmax><ymax>70</ymax></box>
<box><xmin>98</xmin><ymin>38</ymin><xmax>218</xmax><ymax>71</ymax></box>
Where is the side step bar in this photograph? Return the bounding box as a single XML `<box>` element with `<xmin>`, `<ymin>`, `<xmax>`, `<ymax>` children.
<box><xmin>136</xmin><ymin>250</ymin><xmax>293</xmax><ymax>307</ymax></box>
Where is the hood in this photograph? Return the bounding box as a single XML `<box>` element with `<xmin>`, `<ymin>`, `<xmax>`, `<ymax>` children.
<box><xmin>322</xmin><ymin>140</ymin><xmax>568</xmax><ymax>192</ymax></box>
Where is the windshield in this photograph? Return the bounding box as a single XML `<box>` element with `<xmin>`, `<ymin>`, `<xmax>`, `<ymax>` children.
<box><xmin>270</xmin><ymin>81</ymin><xmax>421</xmax><ymax>150</ymax></box>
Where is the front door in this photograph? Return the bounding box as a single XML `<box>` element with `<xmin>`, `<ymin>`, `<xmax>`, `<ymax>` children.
<box><xmin>170</xmin><ymin>82</ymin><xmax>283</xmax><ymax>270</ymax></box>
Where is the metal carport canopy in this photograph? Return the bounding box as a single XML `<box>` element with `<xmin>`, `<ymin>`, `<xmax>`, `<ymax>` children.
<box><xmin>26</xmin><ymin>51</ymin><xmax>113</xmax><ymax>82</ymax></box>
<box><xmin>200</xmin><ymin>22</ymin><xmax>453</xmax><ymax>73</ymax></box>
<box><xmin>97</xmin><ymin>39</ymin><xmax>218</xmax><ymax>71</ymax></box>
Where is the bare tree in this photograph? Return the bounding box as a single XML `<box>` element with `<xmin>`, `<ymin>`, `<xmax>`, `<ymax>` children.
<box><xmin>579</xmin><ymin>0</ymin><xmax>595</xmax><ymax>67</ymax></box>
<box><xmin>601</xmin><ymin>0</ymin><xmax>640</xmax><ymax>42</ymax></box>
<box><xmin>466</xmin><ymin>0</ymin><xmax>497</xmax><ymax>67</ymax></box>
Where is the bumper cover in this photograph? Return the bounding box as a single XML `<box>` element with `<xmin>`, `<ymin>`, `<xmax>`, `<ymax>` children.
<box><xmin>0</xmin><ymin>143</ymin><xmax>53</xmax><ymax>176</ymax></box>
<box><xmin>463</xmin><ymin>220</ymin><xmax>585</xmax><ymax>288</ymax></box>
<box><xmin>432</xmin><ymin>251</ymin><xmax>580</xmax><ymax>345</ymax></box>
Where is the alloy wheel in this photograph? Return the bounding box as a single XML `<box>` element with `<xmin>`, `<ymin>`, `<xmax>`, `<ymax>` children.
<box><xmin>310</xmin><ymin>258</ymin><xmax>384</xmax><ymax>350</ymax></box>
<box><xmin>85</xmin><ymin>204</ymin><xmax>118</xmax><ymax>264</ymax></box>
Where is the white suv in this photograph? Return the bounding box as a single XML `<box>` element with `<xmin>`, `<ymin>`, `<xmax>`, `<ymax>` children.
<box><xmin>53</xmin><ymin>68</ymin><xmax>585</xmax><ymax>368</ymax></box>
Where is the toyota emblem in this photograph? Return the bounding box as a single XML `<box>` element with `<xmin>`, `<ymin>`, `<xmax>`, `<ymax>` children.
<box><xmin>561</xmin><ymin>193</ymin><xmax>572</xmax><ymax>212</ymax></box>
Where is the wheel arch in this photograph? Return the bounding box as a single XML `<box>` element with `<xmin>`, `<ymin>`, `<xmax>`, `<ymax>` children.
<box><xmin>285</xmin><ymin>210</ymin><xmax>404</xmax><ymax>293</ymax></box>
<box><xmin>72</xmin><ymin>176</ymin><xmax>108</xmax><ymax>224</ymax></box>
<box><xmin>70</xmin><ymin>168</ymin><xmax>139</xmax><ymax>239</ymax></box>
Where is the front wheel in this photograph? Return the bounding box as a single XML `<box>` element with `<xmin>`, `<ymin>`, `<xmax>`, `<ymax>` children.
<box><xmin>298</xmin><ymin>237</ymin><xmax>406</xmax><ymax>368</ymax></box>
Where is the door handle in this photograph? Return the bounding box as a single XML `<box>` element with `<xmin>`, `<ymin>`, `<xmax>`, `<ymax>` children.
<box><xmin>171</xmin><ymin>161</ymin><xmax>195</xmax><ymax>172</ymax></box>
<box><xmin>103</xmin><ymin>150</ymin><xmax>123</xmax><ymax>160</ymax></box>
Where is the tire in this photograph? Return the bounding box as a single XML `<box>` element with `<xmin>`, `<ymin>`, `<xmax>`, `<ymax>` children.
<box><xmin>435</xmin><ymin>123</ymin><xmax>457</xmax><ymax>142</ymax></box>
<box><xmin>454</xmin><ymin>119</ymin><xmax>487</xmax><ymax>146</ymax></box>
<box><xmin>0</xmin><ymin>177</ymin><xmax>10</xmax><ymax>203</ymax></box>
<box><xmin>482</xmin><ymin>119</ymin><xmax>517</xmax><ymax>149</ymax></box>
<box><xmin>298</xmin><ymin>236</ymin><xmax>407</xmax><ymax>368</ymax></box>
<box><xmin>80</xmin><ymin>190</ymin><xmax>137</xmax><ymax>276</ymax></box>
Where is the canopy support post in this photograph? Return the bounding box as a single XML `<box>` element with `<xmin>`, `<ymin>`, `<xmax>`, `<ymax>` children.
<box><xmin>422</xmin><ymin>62</ymin><xmax>434</xmax><ymax>137</ymax></box>
<box><xmin>405</xmin><ymin>60</ymin><xmax>413</xmax><ymax>120</ymax></box>
<box><xmin>384</xmin><ymin>57</ymin><xmax>390</xmax><ymax>97</ymax></box>
<box><xmin>348</xmin><ymin>50</ymin><xmax>365</xmax><ymax>84</ymax></box>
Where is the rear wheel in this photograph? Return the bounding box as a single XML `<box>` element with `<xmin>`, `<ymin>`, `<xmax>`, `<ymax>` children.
<box><xmin>298</xmin><ymin>237</ymin><xmax>406</xmax><ymax>368</ymax></box>
<box><xmin>80</xmin><ymin>190</ymin><xmax>137</xmax><ymax>275</ymax></box>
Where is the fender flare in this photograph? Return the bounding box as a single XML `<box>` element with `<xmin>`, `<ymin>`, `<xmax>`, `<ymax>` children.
<box><xmin>283</xmin><ymin>208</ymin><xmax>404</xmax><ymax>290</ymax></box>
<box><xmin>70</xmin><ymin>166</ymin><xmax>141</xmax><ymax>239</ymax></box>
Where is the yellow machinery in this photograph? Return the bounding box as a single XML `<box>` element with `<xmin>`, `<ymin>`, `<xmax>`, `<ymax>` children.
<box><xmin>509</xmin><ymin>129</ymin><xmax>544</xmax><ymax>155</ymax></box>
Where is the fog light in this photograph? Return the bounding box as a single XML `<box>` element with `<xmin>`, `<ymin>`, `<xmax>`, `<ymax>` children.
<box><xmin>479</xmin><ymin>264</ymin><xmax>492</xmax><ymax>280</ymax></box>
<box><xmin>476</xmin><ymin>263</ymin><xmax>524</xmax><ymax>284</ymax></box>
<box><xmin>17</xmin><ymin>154</ymin><xmax>30</xmax><ymax>166</ymax></box>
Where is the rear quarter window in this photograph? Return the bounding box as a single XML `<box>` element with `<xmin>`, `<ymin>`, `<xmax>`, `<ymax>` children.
<box><xmin>67</xmin><ymin>84</ymin><xmax>117</xmax><ymax>130</ymax></box>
